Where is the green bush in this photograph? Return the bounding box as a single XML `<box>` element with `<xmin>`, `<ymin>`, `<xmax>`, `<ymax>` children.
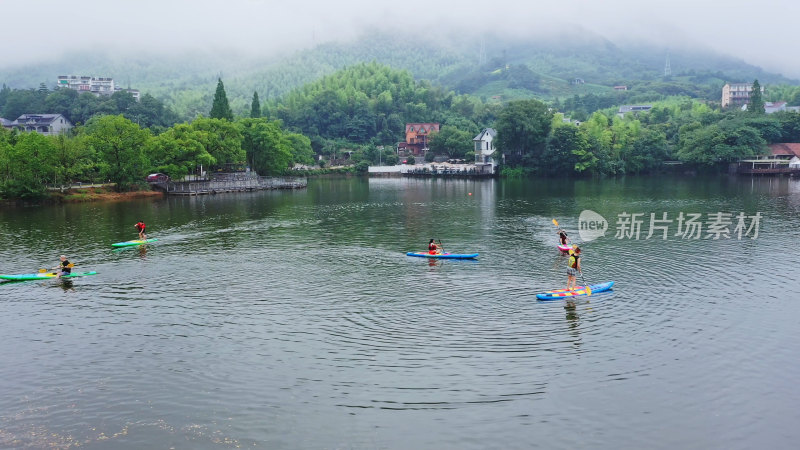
<box><xmin>406</xmin><ymin>155</ymin><xmax>416</xmax><ymax>165</ymax></box>
<box><xmin>355</xmin><ymin>161</ymin><xmax>370</xmax><ymax>173</ymax></box>
<box><xmin>500</xmin><ymin>166</ymin><xmax>526</xmax><ymax>178</ymax></box>
<box><xmin>1</xmin><ymin>180</ymin><xmax>47</xmax><ymax>199</ymax></box>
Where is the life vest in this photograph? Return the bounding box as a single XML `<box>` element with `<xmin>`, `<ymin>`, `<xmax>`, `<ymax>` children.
<box><xmin>568</xmin><ymin>253</ymin><xmax>579</xmax><ymax>269</ymax></box>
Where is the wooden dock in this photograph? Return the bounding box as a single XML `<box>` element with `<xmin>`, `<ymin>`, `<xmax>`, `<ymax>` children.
<box><xmin>737</xmin><ymin>167</ymin><xmax>800</xmax><ymax>176</ymax></box>
<box><xmin>157</xmin><ymin>175</ymin><xmax>307</xmax><ymax>196</ymax></box>
<box><xmin>399</xmin><ymin>163</ymin><xmax>496</xmax><ymax>178</ymax></box>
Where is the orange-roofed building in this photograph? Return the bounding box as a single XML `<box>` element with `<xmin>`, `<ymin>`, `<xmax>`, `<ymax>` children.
<box><xmin>401</xmin><ymin>123</ymin><xmax>440</xmax><ymax>155</ymax></box>
<box><xmin>737</xmin><ymin>143</ymin><xmax>800</xmax><ymax>174</ymax></box>
<box><xmin>769</xmin><ymin>143</ymin><xmax>800</xmax><ymax>158</ymax></box>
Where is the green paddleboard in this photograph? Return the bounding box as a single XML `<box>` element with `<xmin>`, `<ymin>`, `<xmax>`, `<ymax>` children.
<box><xmin>0</xmin><ymin>271</ymin><xmax>98</xmax><ymax>281</ymax></box>
<box><xmin>111</xmin><ymin>238</ymin><xmax>158</xmax><ymax>247</ymax></box>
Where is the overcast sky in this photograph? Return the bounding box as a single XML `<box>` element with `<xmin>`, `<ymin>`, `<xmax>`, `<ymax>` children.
<box><xmin>3</xmin><ymin>0</ymin><xmax>799</xmax><ymax>78</ymax></box>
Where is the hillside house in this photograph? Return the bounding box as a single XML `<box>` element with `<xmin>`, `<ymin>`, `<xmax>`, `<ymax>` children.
<box><xmin>741</xmin><ymin>101</ymin><xmax>800</xmax><ymax>114</ymax></box>
<box><xmin>10</xmin><ymin>114</ymin><xmax>73</xmax><ymax>135</ymax></box>
<box><xmin>765</xmin><ymin>101</ymin><xmax>787</xmax><ymax>114</ymax></box>
<box><xmin>400</xmin><ymin>123</ymin><xmax>439</xmax><ymax>156</ymax></box>
<box><xmin>57</xmin><ymin>75</ymin><xmax>140</xmax><ymax>101</ymax></box>
<box><xmin>721</xmin><ymin>82</ymin><xmax>764</xmax><ymax>108</ymax></box>
<box><xmin>473</xmin><ymin>128</ymin><xmax>497</xmax><ymax>174</ymax></box>
<box><xmin>736</xmin><ymin>143</ymin><xmax>800</xmax><ymax>174</ymax></box>
<box><xmin>617</xmin><ymin>105</ymin><xmax>652</xmax><ymax>118</ymax></box>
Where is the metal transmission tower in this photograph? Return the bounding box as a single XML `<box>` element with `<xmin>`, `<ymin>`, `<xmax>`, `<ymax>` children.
<box><xmin>664</xmin><ymin>53</ymin><xmax>672</xmax><ymax>77</ymax></box>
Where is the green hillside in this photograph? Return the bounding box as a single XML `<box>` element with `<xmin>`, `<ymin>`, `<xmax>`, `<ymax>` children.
<box><xmin>1</xmin><ymin>30</ymin><xmax>797</xmax><ymax>122</ymax></box>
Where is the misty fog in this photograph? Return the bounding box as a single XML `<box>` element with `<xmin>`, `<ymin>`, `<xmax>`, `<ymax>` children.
<box><xmin>2</xmin><ymin>0</ymin><xmax>799</xmax><ymax>79</ymax></box>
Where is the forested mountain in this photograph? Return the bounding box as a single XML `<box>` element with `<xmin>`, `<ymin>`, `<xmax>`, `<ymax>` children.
<box><xmin>265</xmin><ymin>63</ymin><xmax>495</xmax><ymax>148</ymax></box>
<box><xmin>1</xmin><ymin>30</ymin><xmax>796</xmax><ymax>122</ymax></box>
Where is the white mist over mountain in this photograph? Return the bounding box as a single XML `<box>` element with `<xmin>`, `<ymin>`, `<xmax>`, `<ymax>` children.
<box><xmin>2</xmin><ymin>0</ymin><xmax>799</xmax><ymax>79</ymax></box>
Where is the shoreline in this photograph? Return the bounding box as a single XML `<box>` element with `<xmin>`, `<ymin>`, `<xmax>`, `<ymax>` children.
<box><xmin>54</xmin><ymin>188</ymin><xmax>165</xmax><ymax>203</ymax></box>
<box><xmin>1</xmin><ymin>188</ymin><xmax>164</xmax><ymax>206</ymax></box>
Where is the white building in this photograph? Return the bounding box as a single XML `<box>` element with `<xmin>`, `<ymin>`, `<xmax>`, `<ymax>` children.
<box><xmin>722</xmin><ymin>82</ymin><xmax>765</xmax><ymax>108</ymax></box>
<box><xmin>473</xmin><ymin>128</ymin><xmax>497</xmax><ymax>174</ymax></box>
<box><xmin>57</xmin><ymin>75</ymin><xmax>114</xmax><ymax>94</ymax></box>
<box><xmin>56</xmin><ymin>75</ymin><xmax>140</xmax><ymax>101</ymax></box>
<box><xmin>617</xmin><ymin>105</ymin><xmax>652</xmax><ymax>118</ymax></box>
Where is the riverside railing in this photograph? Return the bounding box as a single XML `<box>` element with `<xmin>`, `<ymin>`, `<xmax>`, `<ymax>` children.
<box><xmin>164</xmin><ymin>176</ymin><xmax>307</xmax><ymax>195</ymax></box>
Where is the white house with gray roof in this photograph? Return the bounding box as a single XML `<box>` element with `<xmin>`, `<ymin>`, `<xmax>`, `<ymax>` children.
<box><xmin>473</xmin><ymin>128</ymin><xmax>497</xmax><ymax>174</ymax></box>
<box><xmin>10</xmin><ymin>114</ymin><xmax>73</xmax><ymax>135</ymax></box>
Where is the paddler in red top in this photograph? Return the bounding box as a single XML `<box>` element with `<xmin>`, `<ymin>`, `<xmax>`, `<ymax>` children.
<box><xmin>428</xmin><ymin>239</ymin><xmax>441</xmax><ymax>255</ymax></box>
<box><xmin>135</xmin><ymin>221</ymin><xmax>147</xmax><ymax>240</ymax></box>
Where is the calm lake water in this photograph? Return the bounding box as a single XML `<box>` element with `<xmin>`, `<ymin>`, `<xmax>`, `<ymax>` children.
<box><xmin>1</xmin><ymin>175</ymin><xmax>799</xmax><ymax>449</ymax></box>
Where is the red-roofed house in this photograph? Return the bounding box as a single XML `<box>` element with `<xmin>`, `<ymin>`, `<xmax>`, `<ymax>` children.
<box><xmin>400</xmin><ymin>123</ymin><xmax>439</xmax><ymax>156</ymax></box>
<box><xmin>737</xmin><ymin>143</ymin><xmax>800</xmax><ymax>174</ymax></box>
<box><xmin>769</xmin><ymin>143</ymin><xmax>800</xmax><ymax>158</ymax></box>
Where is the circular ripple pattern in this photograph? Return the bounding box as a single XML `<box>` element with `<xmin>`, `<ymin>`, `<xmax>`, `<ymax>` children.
<box><xmin>1</xmin><ymin>176</ymin><xmax>799</xmax><ymax>449</ymax></box>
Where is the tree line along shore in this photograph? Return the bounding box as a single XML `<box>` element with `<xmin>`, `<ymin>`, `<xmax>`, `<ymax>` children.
<box><xmin>3</xmin><ymin>63</ymin><xmax>799</xmax><ymax>200</ymax></box>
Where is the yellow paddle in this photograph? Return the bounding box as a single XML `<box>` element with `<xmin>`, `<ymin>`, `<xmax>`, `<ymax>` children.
<box><xmin>580</xmin><ymin>271</ymin><xmax>592</xmax><ymax>296</ymax></box>
<box><xmin>553</xmin><ymin>218</ymin><xmax>571</xmax><ymax>246</ymax></box>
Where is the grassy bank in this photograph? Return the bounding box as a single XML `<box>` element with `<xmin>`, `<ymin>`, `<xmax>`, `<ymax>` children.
<box><xmin>56</xmin><ymin>187</ymin><xmax>164</xmax><ymax>203</ymax></box>
<box><xmin>1</xmin><ymin>187</ymin><xmax>164</xmax><ymax>205</ymax></box>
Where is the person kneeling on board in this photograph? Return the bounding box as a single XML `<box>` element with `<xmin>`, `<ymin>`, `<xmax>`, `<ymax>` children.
<box><xmin>54</xmin><ymin>255</ymin><xmax>72</xmax><ymax>279</ymax></box>
<box><xmin>557</xmin><ymin>228</ymin><xmax>570</xmax><ymax>246</ymax></box>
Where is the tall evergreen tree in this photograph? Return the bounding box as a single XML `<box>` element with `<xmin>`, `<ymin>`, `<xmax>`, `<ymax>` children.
<box><xmin>210</xmin><ymin>78</ymin><xmax>233</xmax><ymax>121</ymax></box>
<box><xmin>749</xmin><ymin>79</ymin><xmax>765</xmax><ymax>114</ymax></box>
<box><xmin>250</xmin><ymin>91</ymin><xmax>261</xmax><ymax>118</ymax></box>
